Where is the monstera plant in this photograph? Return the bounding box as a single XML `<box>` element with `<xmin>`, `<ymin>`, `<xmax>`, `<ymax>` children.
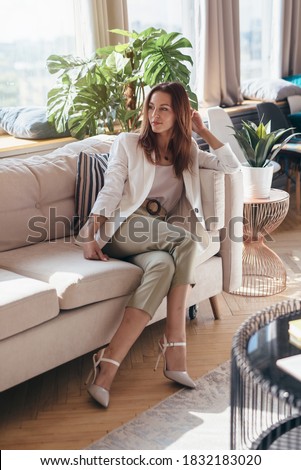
<box><xmin>46</xmin><ymin>28</ymin><xmax>197</xmax><ymax>139</ymax></box>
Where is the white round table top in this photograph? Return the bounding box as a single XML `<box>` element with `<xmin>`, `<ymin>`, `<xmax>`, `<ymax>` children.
<box><xmin>244</xmin><ymin>188</ymin><xmax>289</xmax><ymax>204</ymax></box>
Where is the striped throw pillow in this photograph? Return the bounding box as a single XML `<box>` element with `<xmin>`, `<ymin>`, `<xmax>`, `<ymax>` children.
<box><xmin>74</xmin><ymin>151</ymin><xmax>110</xmax><ymax>232</ymax></box>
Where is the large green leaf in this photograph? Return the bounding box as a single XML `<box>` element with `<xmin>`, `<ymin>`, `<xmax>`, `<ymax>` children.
<box><xmin>187</xmin><ymin>88</ymin><xmax>198</xmax><ymax>110</ymax></box>
<box><xmin>105</xmin><ymin>51</ymin><xmax>131</xmax><ymax>74</ymax></box>
<box><xmin>47</xmin><ymin>84</ymin><xmax>76</xmax><ymax>134</ymax></box>
<box><xmin>70</xmin><ymin>85</ymin><xmax>108</xmax><ymax>137</ymax></box>
<box><xmin>141</xmin><ymin>32</ymin><xmax>193</xmax><ymax>86</ymax></box>
<box><xmin>47</xmin><ymin>55</ymin><xmax>86</xmax><ymax>75</ymax></box>
<box><xmin>109</xmin><ymin>29</ymin><xmax>138</xmax><ymax>39</ymax></box>
<box><xmin>47</xmin><ymin>82</ymin><xmax>107</xmax><ymax>138</ymax></box>
<box><xmin>143</xmin><ymin>51</ymin><xmax>192</xmax><ymax>85</ymax></box>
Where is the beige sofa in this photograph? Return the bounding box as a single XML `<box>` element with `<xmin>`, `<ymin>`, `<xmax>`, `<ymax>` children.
<box><xmin>0</xmin><ymin>135</ymin><xmax>243</xmax><ymax>392</ymax></box>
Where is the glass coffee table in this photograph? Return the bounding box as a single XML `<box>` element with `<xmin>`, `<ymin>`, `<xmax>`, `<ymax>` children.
<box><xmin>231</xmin><ymin>300</ymin><xmax>301</xmax><ymax>449</ymax></box>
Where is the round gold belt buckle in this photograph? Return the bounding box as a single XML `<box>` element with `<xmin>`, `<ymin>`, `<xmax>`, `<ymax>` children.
<box><xmin>146</xmin><ymin>199</ymin><xmax>161</xmax><ymax>216</ymax></box>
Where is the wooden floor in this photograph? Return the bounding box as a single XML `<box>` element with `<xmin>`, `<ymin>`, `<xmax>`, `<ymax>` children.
<box><xmin>1</xmin><ymin>189</ymin><xmax>301</xmax><ymax>450</ymax></box>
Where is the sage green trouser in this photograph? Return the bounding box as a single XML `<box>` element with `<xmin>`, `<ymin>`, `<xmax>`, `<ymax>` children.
<box><xmin>103</xmin><ymin>208</ymin><xmax>205</xmax><ymax>318</ymax></box>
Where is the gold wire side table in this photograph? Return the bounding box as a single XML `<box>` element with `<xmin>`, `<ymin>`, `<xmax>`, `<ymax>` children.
<box><xmin>233</xmin><ymin>189</ymin><xmax>289</xmax><ymax>296</ymax></box>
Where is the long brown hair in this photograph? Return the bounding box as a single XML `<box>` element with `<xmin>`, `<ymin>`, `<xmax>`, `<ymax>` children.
<box><xmin>138</xmin><ymin>82</ymin><xmax>193</xmax><ymax>177</ymax></box>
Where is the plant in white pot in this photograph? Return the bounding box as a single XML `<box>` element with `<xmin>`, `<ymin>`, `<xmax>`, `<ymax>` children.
<box><xmin>230</xmin><ymin>120</ymin><xmax>299</xmax><ymax>199</ymax></box>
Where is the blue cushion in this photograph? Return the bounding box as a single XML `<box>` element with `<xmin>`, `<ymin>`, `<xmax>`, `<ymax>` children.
<box><xmin>283</xmin><ymin>74</ymin><xmax>301</xmax><ymax>88</ymax></box>
<box><xmin>0</xmin><ymin>106</ymin><xmax>70</xmax><ymax>139</ymax></box>
<box><xmin>288</xmin><ymin>112</ymin><xmax>301</xmax><ymax>132</ymax></box>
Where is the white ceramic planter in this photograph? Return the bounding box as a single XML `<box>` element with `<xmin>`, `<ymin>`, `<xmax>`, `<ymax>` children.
<box><xmin>241</xmin><ymin>162</ymin><xmax>274</xmax><ymax>199</ymax></box>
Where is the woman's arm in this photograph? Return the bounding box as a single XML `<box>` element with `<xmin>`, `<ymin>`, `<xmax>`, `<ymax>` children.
<box><xmin>78</xmin><ymin>133</ymin><xmax>131</xmax><ymax>260</ymax></box>
<box><xmin>192</xmin><ymin>110</ymin><xmax>224</xmax><ymax>150</ymax></box>
<box><xmin>77</xmin><ymin>134</ymin><xmax>131</xmax><ymax>260</ymax></box>
<box><xmin>191</xmin><ymin>110</ymin><xmax>241</xmax><ymax>172</ymax></box>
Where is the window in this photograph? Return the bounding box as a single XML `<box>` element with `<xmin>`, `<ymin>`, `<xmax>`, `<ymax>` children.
<box><xmin>0</xmin><ymin>0</ymin><xmax>77</xmax><ymax>107</ymax></box>
<box><xmin>240</xmin><ymin>0</ymin><xmax>274</xmax><ymax>80</ymax></box>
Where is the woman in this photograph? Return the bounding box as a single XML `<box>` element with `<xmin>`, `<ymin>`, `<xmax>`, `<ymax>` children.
<box><xmin>79</xmin><ymin>82</ymin><xmax>241</xmax><ymax>408</ymax></box>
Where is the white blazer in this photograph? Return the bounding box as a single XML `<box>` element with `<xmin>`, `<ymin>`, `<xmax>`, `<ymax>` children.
<box><xmin>91</xmin><ymin>132</ymin><xmax>241</xmax><ymax>248</ymax></box>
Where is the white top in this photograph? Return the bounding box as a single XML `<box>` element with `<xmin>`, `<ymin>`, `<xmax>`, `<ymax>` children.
<box><xmin>147</xmin><ymin>164</ymin><xmax>183</xmax><ymax>213</ymax></box>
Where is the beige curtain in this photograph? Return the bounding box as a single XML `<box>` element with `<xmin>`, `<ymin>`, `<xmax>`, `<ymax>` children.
<box><xmin>280</xmin><ymin>0</ymin><xmax>301</xmax><ymax>76</ymax></box>
<box><xmin>74</xmin><ymin>0</ymin><xmax>129</xmax><ymax>57</ymax></box>
<box><xmin>195</xmin><ymin>0</ymin><xmax>243</xmax><ymax>107</ymax></box>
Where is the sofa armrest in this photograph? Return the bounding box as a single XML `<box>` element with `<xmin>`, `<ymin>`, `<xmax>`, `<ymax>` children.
<box><xmin>200</xmin><ymin>168</ymin><xmax>243</xmax><ymax>292</ymax></box>
<box><xmin>220</xmin><ymin>171</ymin><xmax>243</xmax><ymax>292</ymax></box>
<box><xmin>200</xmin><ymin>169</ymin><xmax>225</xmax><ymax>230</ymax></box>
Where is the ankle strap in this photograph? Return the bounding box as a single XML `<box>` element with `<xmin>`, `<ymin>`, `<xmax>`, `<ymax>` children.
<box><xmin>163</xmin><ymin>334</ymin><xmax>186</xmax><ymax>348</ymax></box>
<box><xmin>94</xmin><ymin>349</ymin><xmax>120</xmax><ymax>369</ymax></box>
<box><xmin>154</xmin><ymin>335</ymin><xmax>186</xmax><ymax>371</ymax></box>
<box><xmin>99</xmin><ymin>357</ymin><xmax>120</xmax><ymax>368</ymax></box>
<box><xmin>165</xmin><ymin>341</ymin><xmax>186</xmax><ymax>347</ymax></box>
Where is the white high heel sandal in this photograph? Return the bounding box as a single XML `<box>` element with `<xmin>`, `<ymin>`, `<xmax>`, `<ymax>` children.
<box><xmin>85</xmin><ymin>349</ymin><xmax>120</xmax><ymax>408</ymax></box>
<box><xmin>154</xmin><ymin>334</ymin><xmax>196</xmax><ymax>389</ymax></box>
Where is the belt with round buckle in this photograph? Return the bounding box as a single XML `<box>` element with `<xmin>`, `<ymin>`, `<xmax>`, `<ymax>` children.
<box><xmin>143</xmin><ymin>198</ymin><xmax>166</xmax><ymax>217</ymax></box>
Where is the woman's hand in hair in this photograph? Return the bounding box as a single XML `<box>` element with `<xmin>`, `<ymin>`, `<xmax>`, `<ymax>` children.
<box><xmin>191</xmin><ymin>109</ymin><xmax>206</xmax><ymax>135</ymax></box>
<box><xmin>191</xmin><ymin>109</ymin><xmax>224</xmax><ymax>151</ymax></box>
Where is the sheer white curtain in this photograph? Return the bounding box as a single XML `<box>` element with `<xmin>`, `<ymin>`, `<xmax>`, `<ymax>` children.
<box><xmin>195</xmin><ymin>0</ymin><xmax>243</xmax><ymax>107</ymax></box>
<box><xmin>74</xmin><ymin>0</ymin><xmax>129</xmax><ymax>57</ymax></box>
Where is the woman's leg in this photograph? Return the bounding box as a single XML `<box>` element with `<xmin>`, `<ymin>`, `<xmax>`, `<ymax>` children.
<box><xmin>94</xmin><ymin>306</ymin><xmax>150</xmax><ymax>390</ymax></box>
<box><xmin>164</xmin><ymin>284</ymin><xmax>192</xmax><ymax>371</ymax></box>
<box><xmin>95</xmin><ymin>284</ymin><xmax>192</xmax><ymax>391</ymax></box>
<box><xmin>94</xmin><ymin>251</ymin><xmax>176</xmax><ymax>391</ymax></box>
<box><xmin>94</xmin><ymin>211</ymin><xmax>206</xmax><ymax>391</ymax></box>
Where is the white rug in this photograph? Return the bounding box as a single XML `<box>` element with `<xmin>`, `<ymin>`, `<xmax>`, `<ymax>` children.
<box><xmin>87</xmin><ymin>361</ymin><xmax>231</xmax><ymax>450</ymax></box>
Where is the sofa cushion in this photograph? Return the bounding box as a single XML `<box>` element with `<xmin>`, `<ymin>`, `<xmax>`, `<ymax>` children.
<box><xmin>74</xmin><ymin>151</ymin><xmax>110</xmax><ymax>232</ymax></box>
<box><xmin>0</xmin><ymin>239</ymin><xmax>143</xmax><ymax>310</ymax></box>
<box><xmin>0</xmin><ymin>135</ymin><xmax>115</xmax><ymax>252</ymax></box>
<box><xmin>0</xmin><ymin>106</ymin><xmax>71</xmax><ymax>139</ymax></box>
<box><xmin>241</xmin><ymin>78</ymin><xmax>301</xmax><ymax>101</ymax></box>
<box><xmin>0</xmin><ymin>268</ymin><xmax>59</xmax><ymax>340</ymax></box>
<box><xmin>0</xmin><ymin>153</ymin><xmax>77</xmax><ymax>252</ymax></box>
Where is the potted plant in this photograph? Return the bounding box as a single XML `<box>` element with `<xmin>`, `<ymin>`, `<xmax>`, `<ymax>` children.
<box><xmin>46</xmin><ymin>28</ymin><xmax>198</xmax><ymax>139</ymax></box>
<box><xmin>230</xmin><ymin>120</ymin><xmax>298</xmax><ymax>198</ymax></box>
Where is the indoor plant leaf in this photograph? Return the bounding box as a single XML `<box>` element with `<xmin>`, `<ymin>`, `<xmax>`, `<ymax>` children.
<box><xmin>46</xmin><ymin>27</ymin><xmax>196</xmax><ymax>138</ymax></box>
<box><xmin>105</xmin><ymin>51</ymin><xmax>131</xmax><ymax>74</ymax></box>
<box><xmin>47</xmin><ymin>84</ymin><xmax>76</xmax><ymax>134</ymax></box>
<box><xmin>267</xmin><ymin>132</ymin><xmax>301</xmax><ymax>164</ymax></box>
